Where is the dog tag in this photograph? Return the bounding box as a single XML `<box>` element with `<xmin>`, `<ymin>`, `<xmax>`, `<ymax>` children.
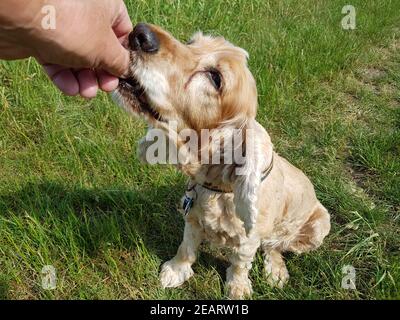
<box><xmin>183</xmin><ymin>194</ymin><xmax>194</xmax><ymax>216</ymax></box>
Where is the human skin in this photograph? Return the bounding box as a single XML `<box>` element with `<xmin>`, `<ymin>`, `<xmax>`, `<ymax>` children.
<box><xmin>0</xmin><ymin>0</ymin><xmax>132</xmax><ymax>98</ymax></box>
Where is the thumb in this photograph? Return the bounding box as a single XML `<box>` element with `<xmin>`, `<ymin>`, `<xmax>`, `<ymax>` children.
<box><xmin>97</xmin><ymin>30</ymin><xmax>130</xmax><ymax>77</ymax></box>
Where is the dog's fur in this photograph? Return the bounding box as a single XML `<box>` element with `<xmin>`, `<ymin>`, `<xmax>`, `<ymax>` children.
<box><xmin>114</xmin><ymin>24</ymin><xmax>331</xmax><ymax>299</ymax></box>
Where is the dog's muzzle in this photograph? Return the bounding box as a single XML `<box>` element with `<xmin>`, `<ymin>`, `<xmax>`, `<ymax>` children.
<box><xmin>128</xmin><ymin>23</ymin><xmax>160</xmax><ymax>53</ymax></box>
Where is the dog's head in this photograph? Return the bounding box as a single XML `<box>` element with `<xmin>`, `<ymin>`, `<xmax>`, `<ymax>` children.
<box><xmin>115</xmin><ymin>23</ymin><xmax>258</xmax><ymax>132</ymax></box>
<box><xmin>115</xmin><ymin>24</ymin><xmax>267</xmax><ymax>235</ymax></box>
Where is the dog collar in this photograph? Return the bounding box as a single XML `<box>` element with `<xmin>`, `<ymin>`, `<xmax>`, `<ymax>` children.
<box><xmin>182</xmin><ymin>154</ymin><xmax>275</xmax><ymax>215</ymax></box>
<box><xmin>199</xmin><ymin>153</ymin><xmax>275</xmax><ymax>194</ymax></box>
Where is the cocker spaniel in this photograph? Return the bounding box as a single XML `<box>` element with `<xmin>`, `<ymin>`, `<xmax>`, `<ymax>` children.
<box><xmin>114</xmin><ymin>23</ymin><xmax>331</xmax><ymax>299</ymax></box>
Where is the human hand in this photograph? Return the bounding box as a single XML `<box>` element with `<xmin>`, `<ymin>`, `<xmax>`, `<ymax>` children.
<box><xmin>0</xmin><ymin>0</ymin><xmax>133</xmax><ymax>98</ymax></box>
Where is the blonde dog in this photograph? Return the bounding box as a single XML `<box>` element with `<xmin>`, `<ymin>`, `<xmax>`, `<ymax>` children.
<box><xmin>114</xmin><ymin>23</ymin><xmax>331</xmax><ymax>299</ymax></box>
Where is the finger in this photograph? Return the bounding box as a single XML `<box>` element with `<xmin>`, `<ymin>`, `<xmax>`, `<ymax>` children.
<box><xmin>77</xmin><ymin>69</ymin><xmax>99</xmax><ymax>98</ymax></box>
<box><xmin>43</xmin><ymin>64</ymin><xmax>79</xmax><ymax>96</ymax></box>
<box><xmin>113</xmin><ymin>1</ymin><xmax>133</xmax><ymax>39</ymax></box>
<box><xmin>97</xmin><ymin>70</ymin><xmax>119</xmax><ymax>92</ymax></box>
<box><xmin>98</xmin><ymin>30</ymin><xmax>130</xmax><ymax>78</ymax></box>
<box><xmin>96</xmin><ymin>0</ymin><xmax>132</xmax><ymax>77</ymax></box>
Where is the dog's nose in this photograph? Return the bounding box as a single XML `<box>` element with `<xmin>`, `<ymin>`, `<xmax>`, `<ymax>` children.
<box><xmin>129</xmin><ymin>23</ymin><xmax>160</xmax><ymax>53</ymax></box>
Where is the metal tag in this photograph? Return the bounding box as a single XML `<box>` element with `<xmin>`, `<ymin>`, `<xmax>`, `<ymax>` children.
<box><xmin>183</xmin><ymin>194</ymin><xmax>194</xmax><ymax>216</ymax></box>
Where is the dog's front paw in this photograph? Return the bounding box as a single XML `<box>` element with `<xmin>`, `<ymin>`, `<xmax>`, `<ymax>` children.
<box><xmin>160</xmin><ymin>260</ymin><xmax>194</xmax><ymax>288</ymax></box>
<box><xmin>226</xmin><ymin>266</ymin><xmax>253</xmax><ymax>299</ymax></box>
<box><xmin>265</xmin><ymin>267</ymin><xmax>289</xmax><ymax>288</ymax></box>
<box><xmin>264</xmin><ymin>256</ymin><xmax>289</xmax><ymax>288</ymax></box>
<box><xmin>226</xmin><ymin>278</ymin><xmax>253</xmax><ymax>300</ymax></box>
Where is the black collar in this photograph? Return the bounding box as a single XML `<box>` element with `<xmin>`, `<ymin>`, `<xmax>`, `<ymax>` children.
<box><xmin>196</xmin><ymin>153</ymin><xmax>275</xmax><ymax>194</ymax></box>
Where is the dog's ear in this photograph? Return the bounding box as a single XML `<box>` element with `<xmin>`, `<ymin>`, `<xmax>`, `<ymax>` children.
<box><xmin>232</xmin><ymin>122</ymin><xmax>266</xmax><ymax>236</ymax></box>
<box><xmin>233</xmin><ymin>156</ymin><xmax>260</xmax><ymax>236</ymax></box>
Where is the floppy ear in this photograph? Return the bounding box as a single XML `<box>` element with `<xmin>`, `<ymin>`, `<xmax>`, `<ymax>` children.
<box><xmin>232</xmin><ymin>122</ymin><xmax>264</xmax><ymax>236</ymax></box>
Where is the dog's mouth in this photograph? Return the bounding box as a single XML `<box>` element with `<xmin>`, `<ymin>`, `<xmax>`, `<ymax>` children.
<box><xmin>118</xmin><ymin>77</ymin><xmax>165</xmax><ymax>122</ymax></box>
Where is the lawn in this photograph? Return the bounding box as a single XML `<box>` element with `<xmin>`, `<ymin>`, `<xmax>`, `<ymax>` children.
<box><xmin>0</xmin><ymin>0</ymin><xmax>399</xmax><ymax>299</ymax></box>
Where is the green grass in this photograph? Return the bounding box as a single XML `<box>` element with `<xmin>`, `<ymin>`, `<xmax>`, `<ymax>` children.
<box><xmin>0</xmin><ymin>0</ymin><xmax>399</xmax><ymax>299</ymax></box>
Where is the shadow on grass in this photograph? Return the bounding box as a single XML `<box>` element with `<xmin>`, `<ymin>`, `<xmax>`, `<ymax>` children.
<box><xmin>0</xmin><ymin>180</ymin><xmax>228</xmax><ymax>281</ymax></box>
<box><xmin>0</xmin><ymin>277</ymin><xmax>9</xmax><ymax>300</ymax></box>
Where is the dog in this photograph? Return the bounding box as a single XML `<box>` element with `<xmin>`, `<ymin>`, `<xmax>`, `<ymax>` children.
<box><xmin>114</xmin><ymin>23</ymin><xmax>331</xmax><ymax>299</ymax></box>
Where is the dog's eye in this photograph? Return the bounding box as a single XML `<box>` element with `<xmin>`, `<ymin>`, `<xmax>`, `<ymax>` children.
<box><xmin>207</xmin><ymin>70</ymin><xmax>222</xmax><ymax>91</ymax></box>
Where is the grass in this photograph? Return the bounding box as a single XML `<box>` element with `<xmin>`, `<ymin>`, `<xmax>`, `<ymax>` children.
<box><xmin>0</xmin><ymin>0</ymin><xmax>399</xmax><ymax>299</ymax></box>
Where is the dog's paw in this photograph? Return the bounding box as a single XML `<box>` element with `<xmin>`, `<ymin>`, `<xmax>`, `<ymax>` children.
<box><xmin>226</xmin><ymin>278</ymin><xmax>253</xmax><ymax>300</ymax></box>
<box><xmin>264</xmin><ymin>255</ymin><xmax>289</xmax><ymax>288</ymax></box>
<box><xmin>226</xmin><ymin>266</ymin><xmax>253</xmax><ymax>299</ymax></box>
<box><xmin>160</xmin><ymin>260</ymin><xmax>194</xmax><ymax>288</ymax></box>
<box><xmin>265</xmin><ymin>267</ymin><xmax>289</xmax><ymax>288</ymax></box>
